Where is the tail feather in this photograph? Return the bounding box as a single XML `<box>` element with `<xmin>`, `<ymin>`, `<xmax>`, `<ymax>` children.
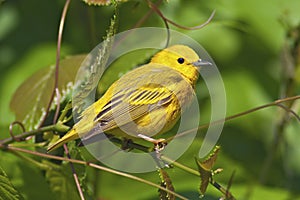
<box><xmin>47</xmin><ymin>129</ymin><xmax>79</xmax><ymax>152</ymax></box>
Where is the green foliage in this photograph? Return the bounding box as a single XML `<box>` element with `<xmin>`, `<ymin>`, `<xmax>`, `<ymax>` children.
<box><xmin>72</xmin><ymin>14</ymin><xmax>117</xmax><ymax>114</ymax></box>
<box><xmin>158</xmin><ymin>168</ymin><xmax>175</xmax><ymax>200</ymax></box>
<box><xmin>43</xmin><ymin>160</ymin><xmax>81</xmax><ymax>200</ymax></box>
<box><xmin>9</xmin><ymin>55</ymin><xmax>85</xmax><ymax>130</ymax></box>
<box><xmin>0</xmin><ymin>166</ymin><xmax>23</xmax><ymax>200</ymax></box>
<box><xmin>195</xmin><ymin>146</ymin><xmax>220</xmax><ymax>195</ymax></box>
<box><xmin>1</xmin><ymin>0</ymin><xmax>300</xmax><ymax>199</ymax></box>
<box><xmin>43</xmin><ymin>142</ymin><xmax>89</xmax><ymax>200</ymax></box>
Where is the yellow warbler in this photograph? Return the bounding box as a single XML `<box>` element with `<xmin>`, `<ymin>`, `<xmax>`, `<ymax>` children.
<box><xmin>47</xmin><ymin>45</ymin><xmax>211</xmax><ymax>152</ymax></box>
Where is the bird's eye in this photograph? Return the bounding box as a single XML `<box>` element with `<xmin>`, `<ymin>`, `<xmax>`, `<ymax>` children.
<box><xmin>177</xmin><ymin>57</ymin><xmax>185</xmax><ymax>64</ymax></box>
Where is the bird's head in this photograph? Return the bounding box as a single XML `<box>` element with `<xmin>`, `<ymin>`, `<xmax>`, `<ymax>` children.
<box><xmin>150</xmin><ymin>45</ymin><xmax>211</xmax><ymax>85</ymax></box>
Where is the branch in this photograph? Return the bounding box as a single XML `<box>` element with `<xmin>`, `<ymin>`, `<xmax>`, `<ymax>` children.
<box><xmin>147</xmin><ymin>0</ymin><xmax>215</xmax><ymax>30</ymax></box>
<box><xmin>5</xmin><ymin>146</ymin><xmax>188</xmax><ymax>200</ymax></box>
<box><xmin>167</xmin><ymin>95</ymin><xmax>300</xmax><ymax>142</ymax></box>
<box><xmin>39</xmin><ymin>0</ymin><xmax>71</xmax><ymax>127</ymax></box>
<box><xmin>0</xmin><ymin>123</ymin><xmax>69</xmax><ymax>147</ymax></box>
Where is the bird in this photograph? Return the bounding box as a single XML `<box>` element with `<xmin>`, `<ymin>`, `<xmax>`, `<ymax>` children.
<box><xmin>47</xmin><ymin>44</ymin><xmax>211</xmax><ymax>152</ymax></box>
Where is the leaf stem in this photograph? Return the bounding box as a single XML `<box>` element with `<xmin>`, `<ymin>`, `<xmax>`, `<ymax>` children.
<box><xmin>161</xmin><ymin>155</ymin><xmax>199</xmax><ymax>176</ymax></box>
<box><xmin>0</xmin><ymin>123</ymin><xmax>69</xmax><ymax>147</ymax></box>
<box><xmin>5</xmin><ymin>146</ymin><xmax>188</xmax><ymax>200</ymax></box>
<box><xmin>162</xmin><ymin>155</ymin><xmax>236</xmax><ymax>199</ymax></box>
<box><xmin>166</xmin><ymin>95</ymin><xmax>300</xmax><ymax>142</ymax></box>
<box><xmin>38</xmin><ymin>0</ymin><xmax>71</xmax><ymax>127</ymax></box>
<box><xmin>63</xmin><ymin>144</ymin><xmax>85</xmax><ymax>200</ymax></box>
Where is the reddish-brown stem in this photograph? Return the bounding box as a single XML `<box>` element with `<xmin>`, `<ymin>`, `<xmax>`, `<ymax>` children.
<box><xmin>147</xmin><ymin>0</ymin><xmax>215</xmax><ymax>30</ymax></box>
<box><xmin>38</xmin><ymin>0</ymin><xmax>71</xmax><ymax>128</ymax></box>
<box><xmin>166</xmin><ymin>95</ymin><xmax>300</xmax><ymax>142</ymax></box>
<box><xmin>4</xmin><ymin>146</ymin><xmax>188</xmax><ymax>200</ymax></box>
<box><xmin>9</xmin><ymin>121</ymin><xmax>26</xmax><ymax>142</ymax></box>
<box><xmin>63</xmin><ymin>144</ymin><xmax>85</xmax><ymax>200</ymax></box>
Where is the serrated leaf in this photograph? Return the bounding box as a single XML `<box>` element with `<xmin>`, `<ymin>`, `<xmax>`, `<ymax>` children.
<box><xmin>195</xmin><ymin>146</ymin><xmax>220</xmax><ymax>195</ymax></box>
<box><xmin>0</xmin><ymin>166</ymin><xmax>24</xmax><ymax>200</ymax></box>
<box><xmin>42</xmin><ymin>160</ymin><xmax>84</xmax><ymax>200</ymax></box>
<box><xmin>200</xmin><ymin>145</ymin><xmax>220</xmax><ymax>171</ymax></box>
<box><xmin>72</xmin><ymin>14</ymin><xmax>117</xmax><ymax>115</ymax></box>
<box><xmin>82</xmin><ymin>0</ymin><xmax>127</xmax><ymax>6</ymax></box>
<box><xmin>43</xmin><ymin>141</ymin><xmax>90</xmax><ymax>200</ymax></box>
<box><xmin>195</xmin><ymin>158</ymin><xmax>211</xmax><ymax>196</ymax></box>
<box><xmin>10</xmin><ymin>55</ymin><xmax>86</xmax><ymax>130</ymax></box>
<box><xmin>158</xmin><ymin>168</ymin><xmax>175</xmax><ymax>200</ymax></box>
<box><xmin>66</xmin><ymin>141</ymin><xmax>88</xmax><ymax>182</ymax></box>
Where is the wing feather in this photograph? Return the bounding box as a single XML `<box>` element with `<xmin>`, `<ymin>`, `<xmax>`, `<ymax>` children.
<box><xmin>94</xmin><ymin>84</ymin><xmax>174</xmax><ymax>132</ymax></box>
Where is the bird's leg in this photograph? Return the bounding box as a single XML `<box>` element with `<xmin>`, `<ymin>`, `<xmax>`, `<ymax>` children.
<box><xmin>121</xmin><ymin>138</ymin><xmax>134</xmax><ymax>151</ymax></box>
<box><xmin>137</xmin><ymin>134</ymin><xmax>169</xmax><ymax>168</ymax></box>
<box><xmin>137</xmin><ymin>134</ymin><xmax>168</xmax><ymax>152</ymax></box>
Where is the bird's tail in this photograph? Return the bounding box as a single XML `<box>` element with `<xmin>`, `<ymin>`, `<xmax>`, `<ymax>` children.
<box><xmin>47</xmin><ymin>129</ymin><xmax>79</xmax><ymax>152</ymax></box>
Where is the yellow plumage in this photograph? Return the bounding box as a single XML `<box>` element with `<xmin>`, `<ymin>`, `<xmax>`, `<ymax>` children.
<box><xmin>47</xmin><ymin>45</ymin><xmax>211</xmax><ymax>152</ymax></box>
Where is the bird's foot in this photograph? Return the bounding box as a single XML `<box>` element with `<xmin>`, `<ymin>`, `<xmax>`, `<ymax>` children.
<box><xmin>137</xmin><ymin>134</ymin><xmax>170</xmax><ymax>168</ymax></box>
<box><xmin>137</xmin><ymin>134</ymin><xmax>168</xmax><ymax>152</ymax></box>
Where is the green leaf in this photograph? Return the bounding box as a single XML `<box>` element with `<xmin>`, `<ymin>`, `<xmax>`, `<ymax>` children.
<box><xmin>42</xmin><ymin>160</ymin><xmax>81</xmax><ymax>200</ymax></box>
<box><xmin>43</xmin><ymin>141</ymin><xmax>90</xmax><ymax>200</ymax></box>
<box><xmin>10</xmin><ymin>55</ymin><xmax>86</xmax><ymax>130</ymax></box>
<box><xmin>66</xmin><ymin>141</ymin><xmax>89</xmax><ymax>192</ymax></box>
<box><xmin>0</xmin><ymin>165</ymin><xmax>23</xmax><ymax>200</ymax></box>
<box><xmin>158</xmin><ymin>168</ymin><xmax>175</xmax><ymax>200</ymax></box>
<box><xmin>72</xmin><ymin>14</ymin><xmax>117</xmax><ymax>115</ymax></box>
<box><xmin>195</xmin><ymin>146</ymin><xmax>220</xmax><ymax>195</ymax></box>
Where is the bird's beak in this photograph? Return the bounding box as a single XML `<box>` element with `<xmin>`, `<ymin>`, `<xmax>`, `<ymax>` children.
<box><xmin>192</xmin><ymin>59</ymin><xmax>212</xmax><ymax>67</ymax></box>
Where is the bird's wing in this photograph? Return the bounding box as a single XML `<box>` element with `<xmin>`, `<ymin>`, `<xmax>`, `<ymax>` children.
<box><xmin>79</xmin><ymin>65</ymin><xmax>185</xmax><ymax>142</ymax></box>
<box><xmin>94</xmin><ymin>83</ymin><xmax>174</xmax><ymax>132</ymax></box>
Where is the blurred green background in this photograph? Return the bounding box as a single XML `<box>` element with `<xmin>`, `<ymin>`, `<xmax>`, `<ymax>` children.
<box><xmin>1</xmin><ymin>0</ymin><xmax>300</xmax><ymax>199</ymax></box>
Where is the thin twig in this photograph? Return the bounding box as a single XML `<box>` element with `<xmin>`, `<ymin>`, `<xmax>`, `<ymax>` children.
<box><xmin>225</xmin><ymin>171</ymin><xmax>235</xmax><ymax>200</ymax></box>
<box><xmin>133</xmin><ymin>0</ymin><xmax>163</xmax><ymax>29</ymax></box>
<box><xmin>0</xmin><ymin>124</ymin><xmax>69</xmax><ymax>146</ymax></box>
<box><xmin>146</xmin><ymin>0</ymin><xmax>170</xmax><ymax>47</ymax></box>
<box><xmin>276</xmin><ymin>103</ymin><xmax>300</xmax><ymax>122</ymax></box>
<box><xmin>161</xmin><ymin>155</ymin><xmax>236</xmax><ymax>199</ymax></box>
<box><xmin>63</xmin><ymin>144</ymin><xmax>85</xmax><ymax>200</ymax></box>
<box><xmin>5</xmin><ymin>146</ymin><xmax>188</xmax><ymax>200</ymax></box>
<box><xmin>147</xmin><ymin>0</ymin><xmax>215</xmax><ymax>30</ymax></box>
<box><xmin>38</xmin><ymin>0</ymin><xmax>71</xmax><ymax>127</ymax></box>
<box><xmin>166</xmin><ymin>95</ymin><xmax>300</xmax><ymax>142</ymax></box>
<box><xmin>53</xmin><ymin>88</ymin><xmax>61</xmax><ymax>124</ymax></box>
<box><xmin>9</xmin><ymin>121</ymin><xmax>26</xmax><ymax>142</ymax></box>
<box><xmin>51</xmin><ymin>1</ymin><xmax>85</xmax><ymax>199</ymax></box>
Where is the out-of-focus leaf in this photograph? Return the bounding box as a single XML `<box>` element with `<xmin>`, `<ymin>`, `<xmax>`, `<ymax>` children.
<box><xmin>195</xmin><ymin>146</ymin><xmax>220</xmax><ymax>195</ymax></box>
<box><xmin>0</xmin><ymin>166</ymin><xmax>23</xmax><ymax>200</ymax></box>
<box><xmin>0</xmin><ymin>151</ymin><xmax>54</xmax><ymax>200</ymax></box>
<box><xmin>158</xmin><ymin>168</ymin><xmax>175</xmax><ymax>200</ymax></box>
<box><xmin>82</xmin><ymin>0</ymin><xmax>127</xmax><ymax>6</ymax></box>
<box><xmin>67</xmin><ymin>141</ymin><xmax>90</xmax><ymax>195</ymax></box>
<box><xmin>43</xmin><ymin>161</ymin><xmax>87</xmax><ymax>199</ymax></box>
<box><xmin>10</xmin><ymin>55</ymin><xmax>86</xmax><ymax>130</ymax></box>
<box><xmin>232</xmin><ymin>184</ymin><xmax>293</xmax><ymax>199</ymax></box>
<box><xmin>284</xmin><ymin>120</ymin><xmax>300</xmax><ymax>174</ymax></box>
<box><xmin>43</xmin><ymin>160</ymin><xmax>80</xmax><ymax>200</ymax></box>
<box><xmin>43</xmin><ymin>141</ymin><xmax>90</xmax><ymax>200</ymax></box>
